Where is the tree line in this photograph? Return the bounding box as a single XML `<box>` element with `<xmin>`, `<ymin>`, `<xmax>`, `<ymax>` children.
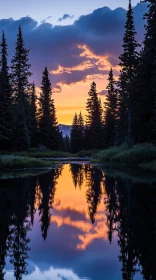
<box><xmin>0</xmin><ymin>26</ymin><xmax>61</xmax><ymax>151</ymax></box>
<box><xmin>0</xmin><ymin>0</ymin><xmax>155</xmax><ymax>152</ymax></box>
<box><xmin>70</xmin><ymin>0</ymin><xmax>156</xmax><ymax>152</ymax></box>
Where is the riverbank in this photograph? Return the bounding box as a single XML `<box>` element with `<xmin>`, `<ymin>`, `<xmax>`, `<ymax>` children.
<box><xmin>9</xmin><ymin>150</ymin><xmax>94</xmax><ymax>158</ymax></box>
<box><xmin>92</xmin><ymin>144</ymin><xmax>156</xmax><ymax>171</ymax></box>
<box><xmin>1</xmin><ymin>143</ymin><xmax>156</xmax><ymax>171</ymax></box>
<box><xmin>0</xmin><ymin>155</ymin><xmax>56</xmax><ymax>170</ymax></box>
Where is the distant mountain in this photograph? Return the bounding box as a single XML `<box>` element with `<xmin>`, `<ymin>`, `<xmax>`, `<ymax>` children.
<box><xmin>59</xmin><ymin>124</ymin><xmax>72</xmax><ymax>137</ymax></box>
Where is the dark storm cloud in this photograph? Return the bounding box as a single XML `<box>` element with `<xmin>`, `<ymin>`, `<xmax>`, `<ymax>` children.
<box><xmin>0</xmin><ymin>3</ymin><xmax>147</xmax><ymax>88</ymax></box>
<box><xmin>58</xmin><ymin>14</ymin><xmax>74</xmax><ymax>22</ymax></box>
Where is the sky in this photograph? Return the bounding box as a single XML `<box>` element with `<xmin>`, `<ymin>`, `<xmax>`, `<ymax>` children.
<box><xmin>0</xmin><ymin>0</ymin><xmax>147</xmax><ymax>124</ymax></box>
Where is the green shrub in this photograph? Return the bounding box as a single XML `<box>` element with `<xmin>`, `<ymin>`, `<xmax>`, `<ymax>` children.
<box><xmin>13</xmin><ymin>150</ymin><xmax>72</xmax><ymax>158</ymax></box>
<box><xmin>140</xmin><ymin>160</ymin><xmax>156</xmax><ymax>171</ymax></box>
<box><xmin>0</xmin><ymin>155</ymin><xmax>55</xmax><ymax>169</ymax></box>
<box><xmin>75</xmin><ymin>150</ymin><xmax>98</xmax><ymax>157</ymax></box>
<box><xmin>111</xmin><ymin>144</ymin><xmax>156</xmax><ymax>165</ymax></box>
<box><xmin>92</xmin><ymin>146</ymin><xmax>125</xmax><ymax>163</ymax></box>
<box><xmin>91</xmin><ymin>143</ymin><xmax>156</xmax><ymax>165</ymax></box>
<box><xmin>3</xmin><ymin>150</ymin><xmax>93</xmax><ymax>159</ymax></box>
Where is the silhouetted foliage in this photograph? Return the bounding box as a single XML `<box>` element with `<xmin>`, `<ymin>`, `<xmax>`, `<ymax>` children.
<box><xmin>70</xmin><ymin>164</ymin><xmax>84</xmax><ymax>188</ymax></box>
<box><xmin>0</xmin><ymin>31</ymin><xmax>14</xmax><ymax>151</ymax></box>
<box><xmin>85</xmin><ymin>165</ymin><xmax>103</xmax><ymax>224</ymax></box>
<box><xmin>38</xmin><ymin>169</ymin><xmax>61</xmax><ymax>240</ymax></box>
<box><xmin>64</xmin><ymin>134</ymin><xmax>71</xmax><ymax>152</ymax></box>
<box><xmin>11</xmin><ymin>26</ymin><xmax>32</xmax><ymax>151</ymax></box>
<box><xmin>116</xmin><ymin>0</ymin><xmax>139</xmax><ymax>146</ymax></box>
<box><xmin>70</xmin><ymin>112</ymin><xmax>85</xmax><ymax>153</ymax></box>
<box><xmin>85</xmin><ymin>82</ymin><xmax>103</xmax><ymax>150</ymax></box>
<box><xmin>29</xmin><ymin>82</ymin><xmax>38</xmax><ymax>147</ymax></box>
<box><xmin>131</xmin><ymin>0</ymin><xmax>156</xmax><ymax>143</ymax></box>
<box><xmin>104</xmin><ymin>68</ymin><xmax>118</xmax><ymax>147</ymax></box>
<box><xmin>38</xmin><ymin>67</ymin><xmax>59</xmax><ymax>150</ymax></box>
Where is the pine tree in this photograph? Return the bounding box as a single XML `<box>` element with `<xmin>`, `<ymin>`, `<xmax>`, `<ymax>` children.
<box><xmin>104</xmin><ymin>68</ymin><xmax>118</xmax><ymax>147</ymax></box>
<box><xmin>117</xmin><ymin>0</ymin><xmax>139</xmax><ymax>146</ymax></box>
<box><xmin>78</xmin><ymin>112</ymin><xmax>85</xmax><ymax>151</ymax></box>
<box><xmin>39</xmin><ymin>67</ymin><xmax>59</xmax><ymax>150</ymax></box>
<box><xmin>58</xmin><ymin>130</ymin><xmax>66</xmax><ymax>151</ymax></box>
<box><xmin>131</xmin><ymin>0</ymin><xmax>156</xmax><ymax>143</ymax></box>
<box><xmin>86</xmin><ymin>166</ymin><xmax>103</xmax><ymax>224</ymax></box>
<box><xmin>70</xmin><ymin>113</ymin><xmax>79</xmax><ymax>153</ymax></box>
<box><xmin>0</xmin><ymin>31</ymin><xmax>14</xmax><ymax>150</ymax></box>
<box><xmin>64</xmin><ymin>134</ymin><xmax>70</xmax><ymax>152</ymax></box>
<box><xmin>85</xmin><ymin>81</ymin><xmax>103</xmax><ymax>149</ymax></box>
<box><xmin>38</xmin><ymin>170</ymin><xmax>58</xmax><ymax>240</ymax></box>
<box><xmin>11</xmin><ymin>26</ymin><xmax>32</xmax><ymax>150</ymax></box>
<box><xmin>70</xmin><ymin>112</ymin><xmax>85</xmax><ymax>153</ymax></box>
<box><xmin>29</xmin><ymin>82</ymin><xmax>38</xmax><ymax>147</ymax></box>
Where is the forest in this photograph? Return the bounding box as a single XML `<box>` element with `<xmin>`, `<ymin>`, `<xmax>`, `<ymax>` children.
<box><xmin>0</xmin><ymin>0</ymin><xmax>156</xmax><ymax>164</ymax></box>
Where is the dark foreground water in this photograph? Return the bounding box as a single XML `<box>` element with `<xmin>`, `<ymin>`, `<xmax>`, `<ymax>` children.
<box><xmin>0</xmin><ymin>163</ymin><xmax>156</xmax><ymax>280</ymax></box>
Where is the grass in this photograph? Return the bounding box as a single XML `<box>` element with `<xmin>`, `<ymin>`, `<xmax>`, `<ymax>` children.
<box><xmin>0</xmin><ymin>169</ymin><xmax>52</xmax><ymax>180</ymax></box>
<box><xmin>140</xmin><ymin>160</ymin><xmax>156</xmax><ymax>171</ymax></box>
<box><xmin>92</xmin><ymin>146</ymin><xmax>126</xmax><ymax>163</ymax></box>
<box><xmin>92</xmin><ymin>143</ymin><xmax>156</xmax><ymax>167</ymax></box>
<box><xmin>2</xmin><ymin>149</ymin><xmax>95</xmax><ymax>159</ymax></box>
<box><xmin>0</xmin><ymin>149</ymin><xmax>98</xmax><ymax>170</ymax></box>
<box><xmin>0</xmin><ymin>155</ymin><xmax>56</xmax><ymax>170</ymax></box>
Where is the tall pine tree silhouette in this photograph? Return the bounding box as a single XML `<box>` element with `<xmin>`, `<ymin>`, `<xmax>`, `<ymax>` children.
<box><xmin>39</xmin><ymin>67</ymin><xmax>59</xmax><ymax>150</ymax></box>
<box><xmin>29</xmin><ymin>82</ymin><xmax>38</xmax><ymax>147</ymax></box>
<box><xmin>131</xmin><ymin>0</ymin><xmax>156</xmax><ymax>143</ymax></box>
<box><xmin>0</xmin><ymin>31</ymin><xmax>14</xmax><ymax>150</ymax></box>
<box><xmin>11</xmin><ymin>26</ymin><xmax>32</xmax><ymax>150</ymax></box>
<box><xmin>70</xmin><ymin>113</ymin><xmax>79</xmax><ymax>153</ymax></box>
<box><xmin>117</xmin><ymin>0</ymin><xmax>139</xmax><ymax>146</ymax></box>
<box><xmin>85</xmin><ymin>81</ymin><xmax>103</xmax><ymax>149</ymax></box>
<box><xmin>104</xmin><ymin>68</ymin><xmax>118</xmax><ymax>147</ymax></box>
<box><xmin>70</xmin><ymin>112</ymin><xmax>84</xmax><ymax>153</ymax></box>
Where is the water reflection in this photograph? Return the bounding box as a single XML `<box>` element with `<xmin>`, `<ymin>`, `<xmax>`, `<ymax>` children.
<box><xmin>0</xmin><ymin>164</ymin><xmax>155</xmax><ymax>279</ymax></box>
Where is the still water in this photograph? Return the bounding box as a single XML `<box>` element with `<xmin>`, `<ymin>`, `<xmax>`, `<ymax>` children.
<box><xmin>0</xmin><ymin>163</ymin><xmax>156</xmax><ymax>280</ymax></box>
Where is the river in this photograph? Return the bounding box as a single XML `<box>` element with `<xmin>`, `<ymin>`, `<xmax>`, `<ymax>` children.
<box><xmin>0</xmin><ymin>163</ymin><xmax>155</xmax><ymax>280</ymax></box>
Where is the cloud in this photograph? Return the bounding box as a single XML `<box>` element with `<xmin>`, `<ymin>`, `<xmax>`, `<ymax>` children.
<box><xmin>58</xmin><ymin>14</ymin><xmax>74</xmax><ymax>22</ymax></box>
<box><xmin>5</xmin><ymin>266</ymin><xmax>88</xmax><ymax>280</ymax></box>
<box><xmin>53</xmin><ymin>84</ymin><xmax>62</xmax><ymax>93</ymax></box>
<box><xmin>0</xmin><ymin>3</ymin><xmax>147</xmax><ymax>91</ymax></box>
<box><xmin>40</xmin><ymin>16</ymin><xmax>52</xmax><ymax>24</ymax></box>
<box><xmin>99</xmin><ymin>89</ymin><xmax>107</xmax><ymax>96</ymax></box>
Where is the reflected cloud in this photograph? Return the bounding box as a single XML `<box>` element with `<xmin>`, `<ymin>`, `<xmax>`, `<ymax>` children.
<box><xmin>49</xmin><ymin>165</ymin><xmax>107</xmax><ymax>250</ymax></box>
<box><xmin>5</xmin><ymin>266</ymin><xmax>88</xmax><ymax>280</ymax></box>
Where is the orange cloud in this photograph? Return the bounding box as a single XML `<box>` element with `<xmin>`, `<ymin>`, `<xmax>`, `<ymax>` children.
<box><xmin>36</xmin><ymin>44</ymin><xmax>119</xmax><ymax>124</ymax></box>
<box><xmin>51</xmin><ymin>216</ymin><xmax>92</xmax><ymax>232</ymax></box>
<box><xmin>78</xmin><ymin>231</ymin><xmax>107</xmax><ymax>250</ymax></box>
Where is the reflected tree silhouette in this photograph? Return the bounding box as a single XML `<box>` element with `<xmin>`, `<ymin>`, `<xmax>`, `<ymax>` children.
<box><xmin>38</xmin><ymin>168</ymin><xmax>62</xmax><ymax>240</ymax></box>
<box><xmin>85</xmin><ymin>165</ymin><xmax>103</xmax><ymax>224</ymax></box>
<box><xmin>104</xmin><ymin>175</ymin><xmax>118</xmax><ymax>244</ymax></box>
<box><xmin>69</xmin><ymin>164</ymin><xmax>84</xmax><ymax>189</ymax></box>
<box><xmin>104</xmin><ymin>169</ymin><xmax>156</xmax><ymax>280</ymax></box>
<box><xmin>8</xmin><ymin>178</ymin><xmax>31</xmax><ymax>280</ymax></box>
<box><xmin>0</xmin><ymin>180</ymin><xmax>10</xmax><ymax>280</ymax></box>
